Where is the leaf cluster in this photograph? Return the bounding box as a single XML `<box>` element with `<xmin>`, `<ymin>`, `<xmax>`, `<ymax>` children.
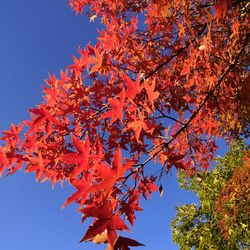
<box><xmin>172</xmin><ymin>141</ymin><xmax>250</xmax><ymax>249</ymax></box>
<box><xmin>0</xmin><ymin>0</ymin><xmax>249</xmax><ymax>249</ymax></box>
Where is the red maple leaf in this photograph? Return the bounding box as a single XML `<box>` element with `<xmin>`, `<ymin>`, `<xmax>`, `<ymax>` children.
<box><xmin>214</xmin><ymin>0</ymin><xmax>228</xmax><ymax>19</ymax></box>
<box><xmin>126</xmin><ymin>114</ymin><xmax>149</xmax><ymax>144</ymax></box>
<box><xmin>62</xmin><ymin>178</ymin><xmax>89</xmax><ymax>207</ymax></box>
<box><xmin>101</xmin><ymin>89</ymin><xmax>125</xmax><ymax>124</ymax></box>
<box><xmin>113</xmin><ymin>236</ymin><xmax>145</xmax><ymax>250</ymax></box>
<box><xmin>122</xmin><ymin>72</ymin><xmax>142</xmax><ymax>100</ymax></box>
<box><xmin>144</xmin><ymin>79</ymin><xmax>159</xmax><ymax>105</ymax></box>
<box><xmin>60</xmin><ymin>134</ymin><xmax>90</xmax><ymax>178</ymax></box>
<box><xmin>80</xmin><ymin>201</ymin><xmax>129</xmax><ymax>247</ymax></box>
<box><xmin>89</xmin><ymin>146</ymin><xmax>134</xmax><ymax>195</ymax></box>
<box><xmin>0</xmin><ymin>148</ymin><xmax>8</xmax><ymax>176</ymax></box>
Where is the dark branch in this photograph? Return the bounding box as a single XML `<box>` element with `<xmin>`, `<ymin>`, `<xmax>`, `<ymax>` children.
<box><xmin>123</xmin><ymin>34</ymin><xmax>249</xmax><ymax>179</ymax></box>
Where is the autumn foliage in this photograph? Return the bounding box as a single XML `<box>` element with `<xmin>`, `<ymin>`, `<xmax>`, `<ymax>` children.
<box><xmin>216</xmin><ymin>151</ymin><xmax>250</xmax><ymax>240</ymax></box>
<box><xmin>172</xmin><ymin>141</ymin><xmax>250</xmax><ymax>249</ymax></box>
<box><xmin>0</xmin><ymin>0</ymin><xmax>249</xmax><ymax>249</ymax></box>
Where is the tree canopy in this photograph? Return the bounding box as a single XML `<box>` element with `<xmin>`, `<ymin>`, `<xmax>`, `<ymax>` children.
<box><xmin>0</xmin><ymin>0</ymin><xmax>249</xmax><ymax>249</ymax></box>
<box><xmin>172</xmin><ymin>141</ymin><xmax>250</xmax><ymax>249</ymax></box>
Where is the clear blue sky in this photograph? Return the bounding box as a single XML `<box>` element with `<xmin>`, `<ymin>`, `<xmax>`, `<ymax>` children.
<box><xmin>0</xmin><ymin>1</ymin><xmax>227</xmax><ymax>250</ymax></box>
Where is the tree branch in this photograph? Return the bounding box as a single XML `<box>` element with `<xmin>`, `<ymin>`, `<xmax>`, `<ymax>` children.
<box><xmin>124</xmin><ymin>34</ymin><xmax>249</xmax><ymax>179</ymax></box>
<box><xmin>140</xmin><ymin>24</ymin><xmax>207</xmax><ymax>84</ymax></box>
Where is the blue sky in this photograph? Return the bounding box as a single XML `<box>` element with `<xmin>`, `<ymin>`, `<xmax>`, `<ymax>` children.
<box><xmin>0</xmin><ymin>1</ymin><xmax>228</xmax><ymax>250</ymax></box>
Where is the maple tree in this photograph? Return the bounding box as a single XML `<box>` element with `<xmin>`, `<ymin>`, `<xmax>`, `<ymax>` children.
<box><xmin>0</xmin><ymin>0</ymin><xmax>249</xmax><ymax>249</ymax></box>
<box><xmin>172</xmin><ymin>141</ymin><xmax>250</xmax><ymax>249</ymax></box>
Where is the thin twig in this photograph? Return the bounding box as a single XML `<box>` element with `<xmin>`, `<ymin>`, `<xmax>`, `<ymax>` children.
<box><xmin>123</xmin><ymin>34</ymin><xmax>249</xmax><ymax>179</ymax></box>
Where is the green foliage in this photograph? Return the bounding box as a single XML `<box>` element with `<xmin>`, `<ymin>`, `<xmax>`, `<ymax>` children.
<box><xmin>172</xmin><ymin>141</ymin><xmax>250</xmax><ymax>249</ymax></box>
